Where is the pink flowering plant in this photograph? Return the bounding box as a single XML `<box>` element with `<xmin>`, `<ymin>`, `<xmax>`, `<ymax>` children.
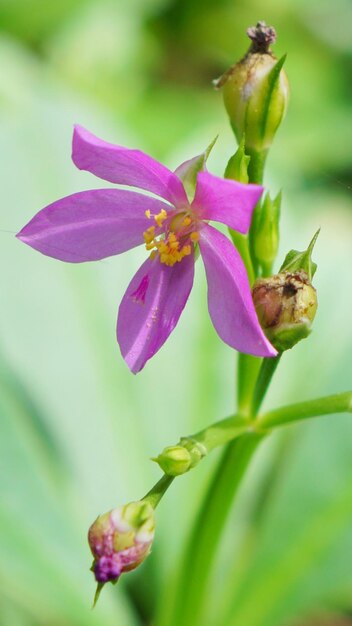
<box><xmin>17</xmin><ymin>125</ymin><xmax>275</xmax><ymax>372</ymax></box>
<box><xmin>16</xmin><ymin>21</ymin><xmax>352</xmax><ymax>620</ymax></box>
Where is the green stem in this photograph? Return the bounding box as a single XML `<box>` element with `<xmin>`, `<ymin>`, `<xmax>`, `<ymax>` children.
<box><xmin>143</xmin><ymin>474</ymin><xmax>174</xmax><ymax>509</ymax></box>
<box><xmin>251</xmin><ymin>354</ymin><xmax>282</xmax><ymax>416</ymax></box>
<box><xmin>157</xmin><ymin>433</ymin><xmax>265</xmax><ymax>626</ymax></box>
<box><xmin>157</xmin><ymin>144</ymin><xmax>273</xmax><ymax>625</ymax></box>
<box><xmin>237</xmin><ymin>354</ymin><xmax>262</xmax><ymax>416</ymax></box>
<box><xmin>157</xmin><ymin>357</ymin><xmax>281</xmax><ymax>624</ymax></box>
<box><xmin>257</xmin><ymin>391</ymin><xmax>352</xmax><ymax>430</ymax></box>
<box><xmin>247</xmin><ymin>149</ymin><xmax>268</xmax><ymax>184</ymax></box>
<box><xmin>191</xmin><ymin>414</ymin><xmax>248</xmax><ymax>451</ymax></box>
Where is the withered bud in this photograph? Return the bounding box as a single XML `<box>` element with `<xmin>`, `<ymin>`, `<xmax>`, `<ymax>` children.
<box><xmin>247</xmin><ymin>21</ymin><xmax>277</xmax><ymax>53</ymax></box>
<box><xmin>252</xmin><ymin>271</ymin><xmax>317</xmax><ymax>351</ymax></box>
<box><xmin>214</xmin><ymin>22</ymin><xmax>289</xmax><ymax>153</ymax></box>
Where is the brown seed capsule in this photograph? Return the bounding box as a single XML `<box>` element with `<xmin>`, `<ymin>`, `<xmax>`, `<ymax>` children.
<box><xmin>252</xmin><ymin>271</ymin><xmax>317</xmax><ymax>351</ymax></box>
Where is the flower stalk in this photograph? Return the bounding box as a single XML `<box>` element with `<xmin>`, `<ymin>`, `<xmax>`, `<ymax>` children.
<box><xmin>257</xmin><ymin>392</ymin><xmax>352</xmax><ymax>430</ymax></box>
<box><xmin>156</xmin><ymin>433</ymin><xmax>265</xmax><ymax>626</ymax></box>
<box><xmin>142</xmin><ymin>474</ymin><xmax>175</xmax><ymax>508</ymax></box>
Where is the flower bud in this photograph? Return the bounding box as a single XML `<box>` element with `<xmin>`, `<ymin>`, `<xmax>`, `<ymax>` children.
<box><xmin>88</xmin><ymin>500</ymin><xmax>155</xmax><ymax>587</ymax></box>
<box><xmin>252</xmin><ymin>271</ymin><xmax>317</xmax><ymax>351</ymax></box>
<box><xmin>153</xmin><ymin>445</ymin><xmax>192</xmax><ymax>476</ymax></box>
<box><xmin>153</xmin><ymin>438</ymin><xmax>207</xmax><ymax>476</ymax></box>
<box><xmin>215</xmin><ymin>22</ymin><xmax>289</xmax><ymax>153</ymax></box>
<box><xmin>253</xmin><ymin>191</ymin><xmax>281</xmax><ymax>274</ymax></box>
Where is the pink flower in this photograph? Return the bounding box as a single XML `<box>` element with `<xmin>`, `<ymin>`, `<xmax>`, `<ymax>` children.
<box><xmin>17</xmin><ymin>125</ymin><xmax>276</xmax><ymax>372</ymax></box>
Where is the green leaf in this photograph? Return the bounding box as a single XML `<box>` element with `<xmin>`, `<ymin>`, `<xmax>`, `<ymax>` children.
<box><xmin>216</xmin><ymin>414</ymin><xmax>352</xmax><ymax>626</ymax></box>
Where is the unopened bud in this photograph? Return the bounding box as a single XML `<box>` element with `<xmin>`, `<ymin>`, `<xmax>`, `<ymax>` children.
<box><xmin>153</xmin><ymin>445</ymin><xmax>192</xmax><ymax>476</ymax></box>
<box><xmin>215</xmin><ymin>22</ymin><xmax>289</xmax><ymax>153</ymax></box>
<box><xmin>88</xmin><ymin>500</ymin><xmax>155</xmax><ymax>589</ymax></box>
<box><xmin>153</xmin><ymin>439</ymin><xmax>207</xmax><ymax>476</ymax></box>
<box><xmin>252</xmin><ymin>271</ymin><xmax>317</xmax><ymax>351</ymax></box>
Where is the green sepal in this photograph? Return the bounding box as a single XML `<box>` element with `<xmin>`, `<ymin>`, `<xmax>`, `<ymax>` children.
<box><xmin>265</xmin><ymin>322</ymin><xmax>312</xmax><ymax>353</ymax></box>
<box><xmin>92</xmin><ymin>582</ymin><xmax>104</xmax><ymax>608</ymax></box>
<box><xmin>225</xmin><ymin>137</ymin><xmax>254</xmax><ymax>282</ymax></box>
<box><xmin>280</xmin><ymin>229</ymin><xmax>320</xmax><ymax>280</ymax></box>
<box><xmin>253</xmin><ymin>190</ymin><xmax>281</xmax><ymax>275</ymax></box>
<box><xmin>174</xmin><ymin>136</ymin><xmax>218</xmax><ymax>200</ymax></box>
<box><xmin>224</xmin><ymin>135</ymin><xmax>250</xmax><ymax>183</ymax></box>
<box><xmin>260</xmin><ymin>54</ymin><xmax>287</xmax><ymax>141</ymax></box>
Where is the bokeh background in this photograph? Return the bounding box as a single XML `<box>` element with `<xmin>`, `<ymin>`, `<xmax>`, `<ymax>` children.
<box><xmin>1</xmin><ymin>0</ymin><xmax>352</xmax><ymax>624</ymax></box>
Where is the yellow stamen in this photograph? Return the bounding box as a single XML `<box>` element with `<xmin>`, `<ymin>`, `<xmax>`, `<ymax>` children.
<box><xmin>154</xmin><ymin>209</ymin><xmax>168</xmax><ymax>227</ymax></box>
<box><xmin>143</xmin><ymin>212</ymin><xmax>195</xmax><ymax>266</ymax></box>
<box><xmin>143</xmin><ymin>226</ymin><xmax>155</xmax><ymax>245</ymax></box>
<box><xmin>145</xmin><ymin>209</ymin><xmax>151</xmax><ymax>219</ymax></box>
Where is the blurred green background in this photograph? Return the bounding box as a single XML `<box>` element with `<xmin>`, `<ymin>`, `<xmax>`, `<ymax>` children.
<box><xmin>0</xmin><ymin>0</ymin><xmax>351</xmax><ymax>624</ymax></box>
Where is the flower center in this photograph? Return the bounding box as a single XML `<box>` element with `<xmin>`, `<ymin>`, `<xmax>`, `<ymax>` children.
<box><xmin>143</xmin><ymin>209</ymin><xmax>199</xmax><ymax>267</ymax></box>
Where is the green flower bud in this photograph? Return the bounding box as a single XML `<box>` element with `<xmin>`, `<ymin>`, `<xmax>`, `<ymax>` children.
<box><xmin>215</xmin><ymin>22</ymin><xmax>289</xmax><ymax>153</ymax></box>
<box><xmin>253</xmin><ymin>191</ymin><xmax>281</xmax><ymax>274</ymax></box>
<box><xmin>252</xmin><ymin>271</ymin><xmax>317</xmax><ymax>351</ymax></box>
<box><xmin>153</xmin><ymin>445</ymin><xmax>192</xmax><ymax>476</ymax></box>
<box><xmin>153</xmin><ymin>439</ymin><xmax>207</xmax><ymax>476</ymax></box>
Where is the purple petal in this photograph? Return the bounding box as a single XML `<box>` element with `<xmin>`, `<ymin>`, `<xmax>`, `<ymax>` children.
<box><xmin>192</xmin><ymin>171</ymin><xmax>263</xmax><ymax>234</ymax></box>
<box><xmin>72</xmin><ymin>125</ymin><xmax>188</xmax><ymax>207</ymax></box>
<box><xmin>17</xmin><ymin>189</ymin><xmax>170</xmax><ymax>262</ymax></box>
<box><xmin>199</xmin><ymin>225</ymin><xmax>277</xmax><ymax>357</ymax></box>
<box><xmin>117</xmin><ymin>253</ymin><xmax>194</xmax><ymax>373</ymax></box>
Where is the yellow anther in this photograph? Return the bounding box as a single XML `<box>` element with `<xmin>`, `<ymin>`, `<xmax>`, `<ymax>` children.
<box><xmin>154</xmin><ymin>209</ymin><xmax>168</xmax><ymax>227</ymax></box>
<box><xmin>143</xmin><ymin>219</ymin><xmax>194</xmax><ymax>267</ymax></box>
<box><xmin>182</xmin><ymin>216</ymin><xmax>191</xmax><ymax>227</ymax></box>
<box><xmin>145</xmin><ymin>209</ymin><xmax>151</xmax><ymax>219</ymax></box>
<box><xmin>158</xmin><ymin>242</ymin><xmax>168</xmax><ymax>254</ymax></box>
<box><xmin>143</xmin><ymin>226</ymin><xmax>155</xmax><ymax>244</ymax></box>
